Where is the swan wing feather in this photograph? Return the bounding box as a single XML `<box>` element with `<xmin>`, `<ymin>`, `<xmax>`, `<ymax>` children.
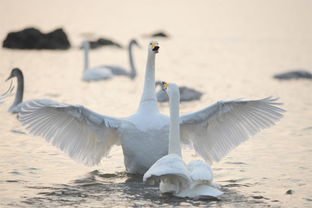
<box><xmin>0</xmin><ymin>81</ymin><xmax>14</xmax><ymax>103</ymax></box>
<box><xmin>143</xmin><ymin>154</ymin><xmax>191</xmax><ymax>184</ymax></box>
<box><xmin>180</xmin><ymin>97</ymin><xmax>285</xmax><ymax>163</ymax></box>
<box><xmin>187</xmin><ymin>160</ymin><xmax>213</xmax><ymax>182</ymax></box>
<box><xmin>18</xmin><ymin>99</ymin><xmax>121</xmax><ymax>166</ymax></box>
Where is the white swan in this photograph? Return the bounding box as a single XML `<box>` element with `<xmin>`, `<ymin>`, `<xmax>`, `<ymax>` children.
<box><xmin>18</xmin><ymin>40</ymin><xmax>284</xmax><ymax>174</ymax></box>
<box><xmin>82</xmin><ymin>39</ymin><xmax>139</xmax><ymax>81</ymax></box>
<box><xmin>144</xmin><ymin>82</ymin><xmax>223</xmax><ymax>199</ymax></box>
<box><xmin>6</xmin><ymin>68</ymin><xmax>25</xmax><ymax>113</ymax></box>
<box><xmin>0</xmin><ymin>81</ymin><xmax>14</xmax><ymax>104</ymax></box>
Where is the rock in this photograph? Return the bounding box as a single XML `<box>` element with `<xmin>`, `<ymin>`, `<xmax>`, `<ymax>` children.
<box><xmin>150</xmin><ymin>31</ymin><xmax>169</xmax><ymax>38</ymax></box>
<box><xmin>274</xmin><ymin>70</ymin><xmax>312</xmax><ymax>80</ymax></box>
<box><xmin>252</xmin><ymin>196</ymin><xmax>264</xmax><ymax>199</ymax></box>
<box><xmin>3</xmin><ymin>27</ymin><xmax>70</xmax><ymax>50</ymax></box>
<box><xmin>285</xmin><ymin>189</ymin><xmax>293</xmax><ymax>194</ymax></box>
<box><xmin>81</xmin><ymin>38</ymin><xmax>122</xmax><ymax>49</ymax></box>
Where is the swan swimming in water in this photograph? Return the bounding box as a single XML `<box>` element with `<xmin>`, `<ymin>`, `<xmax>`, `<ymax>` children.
<box><xmin>0</xmin><ymin>81</ymin><xmax>14</xmax><ymax>104</ymax></box>
<box><xmin>144</xmin><ymin>82</ymin><xmax>223</xmax><ymax>199</ymax></box>
<box><xmin>6</xmin><ymin>68</ymin><xmax>25</xmax><ymax>113</ymax></box>
<box><xmin>18</xmin><ymin>41</ymin><xmax>284</xmax><ymax>174</ymax></box>
<box><xmin>82</xmin><ymin>39</ymin><xmax>139</xmax><ymax>81</ymax></box>
<box><xmin>155</xmin><ymin>81</ymin><xmax>203</xmax><ymax>102</ymax></box>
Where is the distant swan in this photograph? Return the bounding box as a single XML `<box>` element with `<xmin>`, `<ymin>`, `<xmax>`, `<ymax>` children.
<box><xmin>82</xmin><ymin>39</ymin><xmax>139</xmax><ymax>81</ymax></box>
<box><xmin>274</xmin><ymin>69</ymin><xmax>312</xmax><ymax>80</ymax></box>
<box><xmin>18</xmin><ymin>41</ymin><xmax>284</xmax><ymax>174</ymax></box>
<box><xmin>156</xmin><ymin>81</ymin><xmax>203</xmax><ymax>102</ymax></box>
<box><xmin>6</xmin><ymin>68</ymin><xmax>25</xmax><ymax>113</ymax></box>
<box><xmin>144</xmin><ymin>82</ymin><xmax>223</xmax><ymax>199</ymax></box>
<box><xmin>0</xmin><ymin>81</ymin><xmax>14</xmax><ymax>104</ymax></box>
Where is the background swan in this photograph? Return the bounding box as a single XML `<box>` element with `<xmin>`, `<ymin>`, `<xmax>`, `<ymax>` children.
<box><xmin>18</xmin><ymin>41</ymin><xmax>284</xmax><ymax>174</ymax></box>
<box><xmin>83</xmin><ymin>39</ymin><xmax>140</xmax><ymax>81</ymax></box>
<box><xmin>274</xmin><ymin>69</ymin><xmax>312</xmax><ymax>80</ymax></box>
<box><xmin>155</xmin><ymin>81</ymin><xmax>203</xmax><ymax>102</ymax></box>
<box><xmin>0</xmin><ymin>81</ymin><xmax>14</xmax><ymax>104</ymax></box>
<box><xmin>144</xmin><ymin>82</ymin><xmax>223</xmax><ymax>199</ymax></box>
<box><xmin>6</xmin><ymin>68</ymin><xmax>25</xmax><ymax>113</ymax></box>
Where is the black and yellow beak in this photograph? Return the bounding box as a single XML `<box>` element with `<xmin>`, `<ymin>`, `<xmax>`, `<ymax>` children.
<box><xmin>160</xmin><ymin>81</ymin><xmax>169</xmax><ymax>91</ymax></box>
<box><xmin>152</xmin><ymin>42</ymin><xmax>159</xmax><ymax>53</ymax></box>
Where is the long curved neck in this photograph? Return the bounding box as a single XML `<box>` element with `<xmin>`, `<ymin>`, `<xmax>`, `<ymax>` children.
<box><xmin>83</xmin><ymin>42</ymin><xmax>89</xmax><ymax>71</ymax></box>
<box><xmin>168</xmin><ymin>90</ymin><xmax>182</xmax><ymax>156</ymax></box>
<box><xmin>11</xmin><ymin>72</ymin><xmax>24</xmax><ymax>108</ymax></box>
<box><xmin>128</xmin><ymin>41</ymin><xmax>137</xmax><ymax>78</ymax></box>
<box><xmin>138</xmin><ymin>50</ymin><xmax>158</xmax><ymax>113</ymax></box>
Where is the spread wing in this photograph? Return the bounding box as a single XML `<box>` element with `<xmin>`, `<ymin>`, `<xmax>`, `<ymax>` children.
<box><xmin>180</xmin><ymin>97</ymin><xmax>285</xmax><ymax>163</ymax></box>
<box><xmin>0</xmin><ymin>81</ymin><xmax>14</xmax><ymax>104</ymax></box>
<box><xmin>18</xmin><ymin>99</ymin><xmax>122</xmax><ymax>166</ymax></box>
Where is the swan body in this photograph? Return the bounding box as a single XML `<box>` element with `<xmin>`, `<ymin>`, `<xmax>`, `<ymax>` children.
<box><xmin>82</xmin><ymin>39</ymin><xmax>139</xmax><ymax>81</ymax></box>
<box><xmin>6</xmin><ymin>68</ymin><xmax>25</xmax><ymax>113</ymax></box>
<box><xmin>144</xmin><ymin>83</ymin><xmax>223</xmax><ymax>199</ymax></box>
<box><xmin>18</xmin><ymin>41</ymin><xmax>284</xmax><ymax>175</ymax></box>
<box><xmin>0</xmin><ymin>81</ymin><xmax>14</xmax><ymax>104</ymax></box>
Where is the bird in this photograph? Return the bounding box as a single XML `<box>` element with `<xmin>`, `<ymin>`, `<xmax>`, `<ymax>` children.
<box><xmin>0</xmin><ymin>80</ymin><xmax>14</xmax><ymax>104</ymax></box>
<box><xmin>155</xmin><ymin>81</ymin><xmax>203</xmax><ymax>102</ymax></box>
<box><xmin>144</xmin><ymin>82</ymin><xmax>223</xmax><ymax>199</ymax></box>
<box><xmin>18</xmin><ymin>40</ymin><xmax>284</xmax><ymax>175</ymax></box>
<box><xmin>82</xmin><ymin>39</ymin><xmax>140</xmax><ymax>81</ymax></box>
<box><xmin>274</xmin><ymin>69</ymin><xmax>312</xmax><ymax>80</ymax></box>
<box><xmin>6</xmin><ymin>68</ymin><xmax>25</xmax><ymax>113</ymax></box>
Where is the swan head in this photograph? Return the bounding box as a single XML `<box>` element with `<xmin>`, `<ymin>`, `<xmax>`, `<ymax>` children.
<box><xmin>6</xmin><ymin>68</ymin><xmax>22</xmax><ymax>81</ymax></box>
<box><xmin>160</xmin><ymin>81</ymin><xmax>180</xmax><ymax>99</ymax></box>
<box><xmin>149</xmin><ymin>40</ymin><xmax>159</xmax><ymax>54</ymax></box>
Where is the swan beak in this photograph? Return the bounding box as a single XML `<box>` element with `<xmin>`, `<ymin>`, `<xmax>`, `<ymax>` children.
<box><xmin>6</xmin><ymin>75</ymin><xmax>13</xmax><ymax>81</ymax></box>
<box><xmin>152</xmin><ymin>43</ymin><xmax>159</xmax><ymax>53</ymax></box>
<box><xmin>161</xmin><ymin>81</ymin><xmax>169</xmax><ymax>90</ymax></box>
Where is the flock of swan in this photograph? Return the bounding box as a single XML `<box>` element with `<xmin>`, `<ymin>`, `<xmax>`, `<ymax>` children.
<box><xmin>1</xmin><ymin>40</ymin><xmax>285</xmax><ymax>199</ymax></box>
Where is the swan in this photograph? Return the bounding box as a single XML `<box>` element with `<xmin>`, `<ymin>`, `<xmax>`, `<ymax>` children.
<box><xmin>155</xmin><ymin>81</ymin><xmax>203</xmax><ymax>102</ymax></box>
<box><xmin>82</xmin><ymin>39</ymin><xmax>139</xmax><ymax>81</ymax></box>
<box><xmin>0</xmin><ymin>81</ymin><xmax>14</xmax><ymax>104</ymax></box>
<box><xmin>144</xmin><ymin>82</ymin><xmax>223</xmax><ymax>199</ymax></box>
<box><xmin>6</xmin><ymin>68</ymin><xmax>25</xmax><ymax>113</ymax></box>
<box><xmin>18</xmin><ymin>40</ymin><xmax>284</xmax><ymax>174</ymax></box>
<box><xmin>274</xmin><ymin>69</ymin><xmax>312</xmax><ymax>80</ymax></box>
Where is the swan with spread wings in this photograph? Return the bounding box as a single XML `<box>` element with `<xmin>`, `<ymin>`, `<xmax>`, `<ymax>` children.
<box><xmin>18</xmin><ymin>41</ymin><xmax>284</xmax><ymax>174</ymax></box>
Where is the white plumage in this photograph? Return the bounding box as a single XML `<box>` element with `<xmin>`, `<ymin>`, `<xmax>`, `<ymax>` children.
<box><xmin>143</xmin><ymin>83</ymin><xmax>223</xmax><ymax>199</ymax></box>
<box><xmin>18</xmin><ymin>41</ymin><xmax>284</xmax><ymax>175</ymax></box>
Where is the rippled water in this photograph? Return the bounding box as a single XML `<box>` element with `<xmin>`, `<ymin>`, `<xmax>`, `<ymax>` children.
<box><xmin>0</xmin><ymin>0</ymin><xmax>311</xmax><ymax>207</ymax></box>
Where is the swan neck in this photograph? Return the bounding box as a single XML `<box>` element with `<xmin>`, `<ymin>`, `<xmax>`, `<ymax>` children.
<box><xmin>83</xmin><ymin>42</ymin><xmax>89</xmax><ymax>71</ymax></box>
<box><xmin>168</xmin><ymin>91</ymin><xmax>182</xmax><ymax>157</ymax></box>
<box><xmin>128</xmin><ymin>41</ymin><xmax>137</xmax><ymax>78</ymax></box>
<box><xmin>11</xmin><ymin>72</ymin><xmax>24</xmax><ymax>109</ymax></box>
<box><xmin>138</xmin><ymin>50</ymin><xmax>158</xmax><ymax>112</ymax></box>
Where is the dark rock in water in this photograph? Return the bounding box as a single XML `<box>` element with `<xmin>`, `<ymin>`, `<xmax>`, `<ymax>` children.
<box><xmin>274</xmin><ymin>70</ymin><xmax>312</xmax><ymax>80</ymax></box>
<box><xmin>285</xmin><ymin>189</ymin><xmax>294</xmax><ymax>194</ymax></box>
<box><xmin>82</xmin><ymin>38</ymin><xmax>122</xmax><ymax>49</ymax></box>
<box><xmin>252</xmin><ymin>196</ymin><xmax>264</xmax><ymax>199</ymax></box>
<box><xmin>150</xmin><ymin>31</ymin><xmax>169</xmax><ymax>38</ymax></box>
<box><xmin>3</xmin><ymin>27</ymin><xmax>70</xmax><ymax>50</ymax></box>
